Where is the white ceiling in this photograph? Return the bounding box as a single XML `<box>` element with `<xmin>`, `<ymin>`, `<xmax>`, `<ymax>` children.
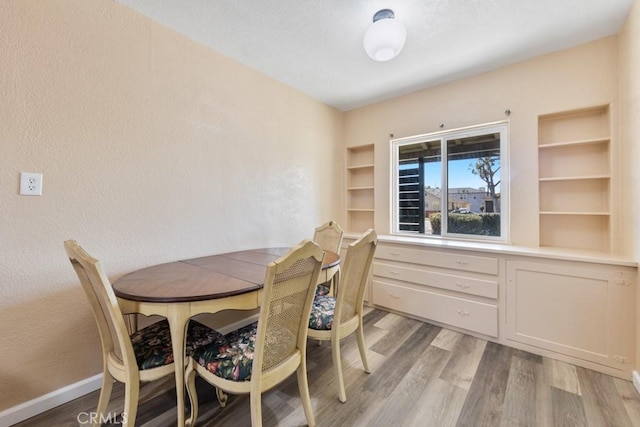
<box><xmin>116</xmin><ymin>0</ymin><xmax>633</xmax><ymax>111</ymax></box>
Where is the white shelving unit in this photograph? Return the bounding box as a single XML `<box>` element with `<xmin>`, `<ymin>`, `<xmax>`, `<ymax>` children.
<box><xmin>538</xmin><ymin>106</ymin><xmax>611</xmax><ymax>252</ymax></box>
<box><xmin>346</xmin><ymin>144</ymin><xmax>374</xmax><ymax>232</ymax></box>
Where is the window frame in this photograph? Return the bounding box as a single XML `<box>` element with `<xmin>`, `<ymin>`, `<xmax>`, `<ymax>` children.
<box><xmin>391</xmin><ymin>121</ymin><xmax>510</xmax><ymax>243</ymax></box>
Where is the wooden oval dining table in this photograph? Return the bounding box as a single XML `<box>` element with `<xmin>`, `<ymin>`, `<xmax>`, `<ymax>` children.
<box><xmin>112</xmin><ymin>247</ymin><xmax>340</xmax><ymax>427</ymax></box>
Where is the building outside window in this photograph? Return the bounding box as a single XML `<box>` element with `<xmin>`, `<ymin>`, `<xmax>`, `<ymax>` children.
<box><xmin>392</xmin><ymin>121</ymin><xmax>509</xmax><ymax>242</ymax></box>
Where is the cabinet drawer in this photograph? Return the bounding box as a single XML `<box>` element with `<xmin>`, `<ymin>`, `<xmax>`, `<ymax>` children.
<box><xmin>372</xmin><ymin>280</ymin><xmax>498</xmax><ymax>337</ymax></box>
<box><xmin>373</xmin><ymin>262</ymin><xmax>498</xmax><ymax>299</ymax></box>
<box><xmin>376</xmin><ymin>245</ymin><xmax>498</xmax><ymax>275</ymax></box>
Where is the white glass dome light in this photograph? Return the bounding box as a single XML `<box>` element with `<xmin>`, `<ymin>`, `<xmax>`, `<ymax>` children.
<box><xmin>363</xmin><ymin>9</ymin><xmax>407</xmax><ymax>62</ymax></box>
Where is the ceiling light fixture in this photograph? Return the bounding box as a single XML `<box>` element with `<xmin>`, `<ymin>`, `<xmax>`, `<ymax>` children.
<box><xmin>363</xmin><ymin>9</ymin><xmax>407</xmax><ymax>62</ymax></box>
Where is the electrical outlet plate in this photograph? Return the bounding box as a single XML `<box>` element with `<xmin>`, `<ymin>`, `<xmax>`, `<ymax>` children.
<box><xmin>20</xmin><ymin>172</ymin><xmax>43</xmax><ymax>196</ymax></box>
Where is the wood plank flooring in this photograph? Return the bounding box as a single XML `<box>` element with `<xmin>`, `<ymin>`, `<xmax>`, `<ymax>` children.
<box><xmin>14</xmin><ymin>309</ymin><xmax>640</xmax><ymax>426</ymax></box>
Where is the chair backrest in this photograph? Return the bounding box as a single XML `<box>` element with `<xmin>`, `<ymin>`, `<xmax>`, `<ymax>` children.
<box><xmin>313</xmin><ymin>221</ymin><xmax>344</xmax><ymax>254</ymax></box>
<box><xmin>64</xmin><ymin>240</ymin><xmax>137</xmax><ymax>371</ymax></box>
<box><xmin>253</xmin><ymin>239</ymin><xmax>324</xmax><ymax>374</ymax></box>
<box><xmin>334</xmin><ymin>229</ymin><xmax>378</xmax><ymax>324</ymax></box>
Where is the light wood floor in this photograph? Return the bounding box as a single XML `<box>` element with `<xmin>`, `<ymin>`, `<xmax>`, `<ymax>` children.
<box><xmin>15</xmin><ymin>309</ymin><xmax>640</xmax><ymax>426</ymax></box>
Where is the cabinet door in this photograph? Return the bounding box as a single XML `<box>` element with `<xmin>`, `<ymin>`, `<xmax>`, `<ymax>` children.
<box><xmin>506</xmin><ymin>261</ymin><xmax>635</xmax><ymax>370</ymax></box>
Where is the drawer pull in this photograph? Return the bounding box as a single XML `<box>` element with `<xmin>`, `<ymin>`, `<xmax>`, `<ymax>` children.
<box><xmin>456</xmin><ymin>309</ymin><xmax>470</xmax><ymax>316</ymax></box>
<box><xmin>389</xmin><ymin>270</ymin><xmax>401</xmax><ymax>276</ymax></box>
<box><xmin>456</xmin><ymin>282</ymin><xmax>470</xmax><ymax>289</ymax></box>
<box><xmin>613</xmin><ymin>355</ymin><xmax>631</xmax><ymax>364</ymax></box>
<box><xmin>389</xmin><ymin>251</ymin><xmax>401</xmax><ymax>257</ymax></box>
<box><xmin>388</xmin><ymin>293</ymin><xmax>400</xmax><ymax>299</ymax></box>
<box><xmin>456</xmin><ymin>260</ymin><xmax>469</xmax><ymax>266</ymax></box>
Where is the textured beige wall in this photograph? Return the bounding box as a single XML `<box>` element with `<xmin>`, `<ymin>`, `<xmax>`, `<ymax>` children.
<box><xmin>618</xmin><ymin>0</ymin><xmax>640</xmax><ymax>262</ymax></box>
<box><xmin>345</xmin><ymin>36</ymin><xmax>621</xmax><ymax>249</ymax></box>
<box><xmin>618</xmin><ymin>0</ymin><xmax>640</xmax><ymax>374</ymax></box>
<box><xmin>0</xmin><ymin>0</ymin><xmax>343</xmax><ymax>410</ymax></box>
<box><xmin>620</xmin><ymin>1</ymin><xmax>640</xmax><ymax>261</ymax></box>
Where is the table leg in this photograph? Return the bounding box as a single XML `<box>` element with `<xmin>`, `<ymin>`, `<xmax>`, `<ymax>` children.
<box><xmin>126</xmin><ymin>313</ymin><xmax>138</xmax><ymax>333</ymax></box>
<box><xmin>167</xmin><ymin>304</ymin><xmax>191</xmax><ymax>427</ymax></box>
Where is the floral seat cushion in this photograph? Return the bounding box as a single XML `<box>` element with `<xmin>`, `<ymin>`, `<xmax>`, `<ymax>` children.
<box><xmin>191</xmin><ymin>322</ymin><xmax>258</xmax><ymax>381</ymax></box>
<box><xmin>191</xmin><ymin>321</ymin><xmax>298</xmax><ymax>382</ymax></box>
<box><xmin>315</xmin><ymin>281</ymin><xmax>331</xmax><ymax>297</ymax></box>
<box><xmin>131</xmin><ymin>319</ymin><xmax>223</xmax><ymax>371</ymax></box>
<box><xmin>308</xmin><ymin>295</ymin><xmax>336</xmax><ymax>331</ymax></box>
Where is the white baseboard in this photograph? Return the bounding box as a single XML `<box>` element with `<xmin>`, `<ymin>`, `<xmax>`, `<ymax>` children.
<box><xmin>633</xmin><ymin>371</ymin><xmax>640</xmax><ymax>395</ymax></box>
<box><xmin>216</xmin><ymin>313</ymin><xmax>259</xmax><ymax>335</ymax></box>
<box><xmin>193</xmin><ymin>312</ymin><xmax>259</xmax><ymax>336</ymax></box>
<box><xmin>0</xmin><ymin>374</ymin><xmax>102</xmax><ymax>426</ymax></box>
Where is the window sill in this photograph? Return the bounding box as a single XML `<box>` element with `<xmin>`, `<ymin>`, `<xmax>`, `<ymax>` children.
<box><xmin>344</xmin><ymin>232</ymin><xmax>636</xmax><ymax>267</ymax></box>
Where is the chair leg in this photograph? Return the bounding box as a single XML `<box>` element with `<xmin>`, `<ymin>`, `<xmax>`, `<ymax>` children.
<box><xmin>185</xmin><ymin>359</ymin><xmax>199</xmax><ymax>426</ymax></box>
<box><xmin>215</xmin><ymin>387</ymin><xmax>228</xmax><ymax>407</ymax></box>
<box><xmin>249</xmin><ymin>390</ymin><xmax>263</xmax><ymax>427</ymax></box>
<box><xmin>93</xmin><ymin>370</ymin><xmax>114</xmax><ymax>427</ymax></box>
<box><xmin>356</xmin><ymin>320</ymin><xmax>371</xmax><ymax>374</ymax></box>
<box><xmin>297</xmin><ymin>362</ymin><xmax>316</xmax><ymax>427</ymax></box>
<box><xmin>125</xmin><ymin>313</ymin><xmax>138</xmax><ymax>334</ymax></box>
<box><xmin>122</xmin><ymin>379</ymin><xmax>139</xmax><ymax>427</ymax></box>
<box><xmin>331</xmin><ymin>338</ymin><xmax>347</xmax><ymax>403</ymax></box>
<box><xmin>331</xmin><ymin>269</ymin><xmax>340</xmax><ymax>297</ymax></box>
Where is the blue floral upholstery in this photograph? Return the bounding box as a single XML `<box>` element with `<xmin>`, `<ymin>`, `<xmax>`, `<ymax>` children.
<box><xmin>131</xmin><ymin>319</ymin><xmax>223</xmax><ymax>371</ymax></box>
<box><xmin>308</xmin><ymin>295</ymin><xmax>336</xmax><ymax>331</ymax></box>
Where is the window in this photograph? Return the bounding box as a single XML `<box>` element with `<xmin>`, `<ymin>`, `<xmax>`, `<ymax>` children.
<box><xmin>392</xmin><ymin>122</ymin><xmax>509</xmax><ymax>242</ymax></box>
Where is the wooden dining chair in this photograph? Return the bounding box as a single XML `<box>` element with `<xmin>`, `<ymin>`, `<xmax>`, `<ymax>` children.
<box><xmin>307</xmin><ymin>229</ymin><xmax>378</xmax><ymax>403</ymax></box>
<box><xmin>313</xmin><ymin>220</ymin><xmax>344</xmax><ymax>296</ymax></box>
<box><xmin>64</xmin><ymin>240</ymin><xmax>222</xmax><ymax>427</ymax></box>
<box><xmin>185</xmin><ymin>239</ymin><xmax>324</xmax><ymax>427</ymax></box>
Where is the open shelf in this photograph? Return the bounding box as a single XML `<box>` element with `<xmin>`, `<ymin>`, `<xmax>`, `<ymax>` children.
<box><xmin>346</xmin><ymin>144</ymin><xmax>374</xmax><ymax>232</ymax></box>
<box><xmin>539</xmin><ymin>214</ymin><xmax>610</xmax><ymax>252</ymax></box>
<box><xmin>347</xmin><ymin>187</ymin><xmax>374</xmax><ymax>211</ymax></box>
<box><xmin>347</xmin><ymin>210</ymin><xmax>374</xmax><ymax>233</ymax></box>
<box><xmin>347</xmin><ymin>165</ymin><xmax>375</xmax><ymax>188</ymax></box>
<box><xmin>539</xmin><ymin>178</ymin><xmax>609</xmax><ymax>213</ymax></box>
<box><xmin>538</xmin><ymin>137</ymin><xmax>610</xmax><ymax>149</ymax></box>
<box><xmin>538</xmin><ymin>140</ymin><xmax>610</xmax><ymax>179</ymax></box>
<box><xmin>538</xmin><ymin>105</ymin><xmax>611</xmax><ymax>253</ymax></box>
<box><xmin>540</xmin><ymin>211</ymin><xmax>610</xmax><ymax>216</ymax></box>
<box><xmin>539</xmin><ymin>175</ymin><xmax>610</xmax><ymax>182</ymax></box>
<box><xmin>539</xmin><ymin>106</ymin><xmax>610</xmax><ymax>144</ymax></box>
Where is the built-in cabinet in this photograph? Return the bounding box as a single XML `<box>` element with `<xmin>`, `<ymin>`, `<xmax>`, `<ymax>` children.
<box><xmin>506</xmin><ymin>260</ymin><xmax>635</xmax><ymax>372</ymax></box>
<box><xmin>538</xmin><ymin>106</ymin><xmax>612</xmax><ymax>252</ymax></box>
<box><xmin>369</xmin><ymin>237</ymin><xmax>636</xmax><ymax>379</ymax></box>
<box><xmin>372</xmin><ymin>243</ymin><xmax>499</xmax><ymax>337</ymax></box>
<box><xmin>342</xmin><ymin>104</ymin><xmax>635</xmax><ymax>379</ymax></box>
<box><xmin>346</xmin><ymin>144</ymin><xmax>374</xmax><ymax>232</ymax></box>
